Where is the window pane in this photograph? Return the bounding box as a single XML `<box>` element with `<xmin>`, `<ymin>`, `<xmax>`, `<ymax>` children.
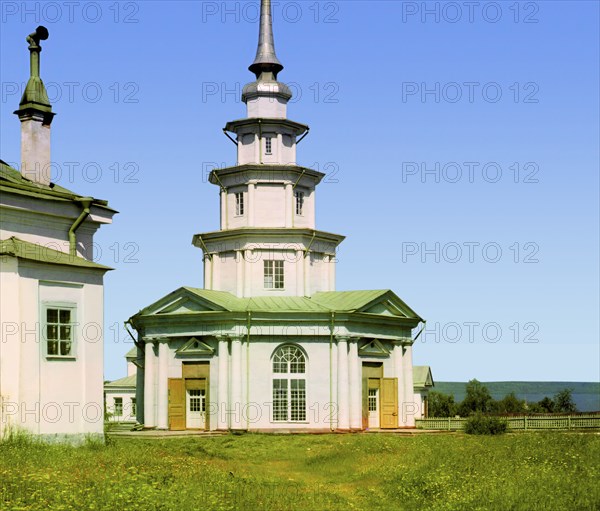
<box><xmin>59</xmin><ymin>310</ymin><xmax>71</xmax><ymax>323</ymax></box>
<box><xmin>60</xmin><ymin>341</ymin><xmax>72</xmax><ymax>356</ymax></box>
<box><xmin>47</xmin><ymin>341</ymin><xmax>58</xmax><ymax>355</ymax></box>
<box><xmin>47</xmin><ymin>309</ymin><xmax>58</xmax><ymax>323</ymax></box>
<box><xmin>59</xmin><ymin>325</ymin><xmax>71</xmax><ymax>341</ymax></box>
<box><xmin>46</xmin><ymin>325</ymin><xmax>58</xmax><ymax>340</ymax></box>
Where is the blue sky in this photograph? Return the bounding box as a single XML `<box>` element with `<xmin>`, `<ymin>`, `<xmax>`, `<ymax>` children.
<box><xmin>1</xmin><ymin>1</ymin><xmax>598</xmax><ymax>382</ymax></box>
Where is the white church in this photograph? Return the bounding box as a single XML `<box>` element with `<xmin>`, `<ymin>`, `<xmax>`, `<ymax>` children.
<box><xmin>128</xmin><ymin>1</ymin><xmax>432</xmax><ymax>432</ymax></box>
<box><xmin>0</xmin><ymin>27</ymin><xmax>115</xmax><ymax>441</ymax></box>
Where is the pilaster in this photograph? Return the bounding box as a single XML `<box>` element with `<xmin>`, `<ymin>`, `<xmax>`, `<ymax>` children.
<box><xmin>336</xmin><ymin>336</ymin><xmax>350</xmax><ymax>430</ymax></box>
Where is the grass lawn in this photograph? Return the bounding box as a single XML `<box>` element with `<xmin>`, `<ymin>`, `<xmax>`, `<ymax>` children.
<box><xmin>1</xmin><ymin>432</ymin><xmax>599</xmax><ymax>510</ymax></box>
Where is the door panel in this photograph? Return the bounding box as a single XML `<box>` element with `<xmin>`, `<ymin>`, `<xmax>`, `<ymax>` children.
<box><xmin>362</xmin><ymin>363</ymin><xmax>383</xmax><ymax>430</ymax></box>
<box><xmin>168</xmin><ymin>378</ymin><xmax>185</xmax><ymax>431</ymax></box>
<box><xmin>186</xmin><ymin>388</ymin><xmax>206</xmax><ymax>429</ymax></box>
<box><xmin>380</xmin><ymin>377</ymin><xmax>398</xmax><ymax>429</ymax></box>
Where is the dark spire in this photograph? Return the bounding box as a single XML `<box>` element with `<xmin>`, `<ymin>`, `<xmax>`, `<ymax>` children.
<box><xmin>248</xmin><ymin>0</ymin><xmax>284</xmax><ymax>80</ymax></box>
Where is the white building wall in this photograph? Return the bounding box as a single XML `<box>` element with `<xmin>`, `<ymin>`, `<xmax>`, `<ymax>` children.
<box><xmin>105</xmin><ymin>390</ymin><xmax>136</xmax><ymax>422</ymax></box>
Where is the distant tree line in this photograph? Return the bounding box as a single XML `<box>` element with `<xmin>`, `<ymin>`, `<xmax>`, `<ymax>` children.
<box><xmin>428</xmin><ymin>379</ymin><xmax>578</xmax><ymax>418</ymax></box>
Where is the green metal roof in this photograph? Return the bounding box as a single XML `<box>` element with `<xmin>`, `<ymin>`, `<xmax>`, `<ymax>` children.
<box><xmin>105</xmin><ymin>375</ymin><xmax>136</xmax><ymax>388</ymax></box>
<box><xmin>0</xmin><ymin>159</ymin><xmax>114</xmax><ymax>210</ymax></box>
<box><xmin>1</xmin><ymin>236</ymin><xmax>112</xmax><ymax>271</ymax></box>
<box><xmin>136</xmin><ymin>287</ymin><xmax>422</xmax><ymax>318</ymax></box>
<box><xmin>413</xmin><ymin>366</ymin><xmax>434</xmax><ymax>388</ymax></box>
<box><xmin>125</xmin><ymin>347</ymin><xmax>138</xmax><ymax>358</ymax></box>
<box><xmin>311</xmin><ymin>290</ymin><xmax>390</xmax><ymax>311</ymax></box>
<box><xmin>183</xmin><ymin>287</ymin><xmax>384</xmax><ymax>313</ymax></box>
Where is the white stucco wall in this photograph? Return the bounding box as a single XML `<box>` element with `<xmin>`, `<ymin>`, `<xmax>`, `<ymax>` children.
<box><xmin>0</xmin><ymin>259</ymin><xmax>106</xmax><ymax>439</ymax></box>
<box><xmin>105</xmin><ymin>389</ymin><xmax>136</xmax><ymax>422</ymax></box>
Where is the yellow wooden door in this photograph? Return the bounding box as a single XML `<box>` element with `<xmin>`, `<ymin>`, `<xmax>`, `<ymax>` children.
<box><xmin>380</xmin><ymin>378</ymin><xmax>398</xmax><ymax>429</ymax></box>
<box><xmin>168</xmin><ymin>378</ymin><xmax>185</xmax><ymax>431</ymax></box>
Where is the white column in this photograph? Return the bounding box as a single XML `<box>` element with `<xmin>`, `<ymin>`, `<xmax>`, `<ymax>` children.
<box><xmin>329</xmin><ymin>254</ymin><xmax>336</xmax><ymax>291</ymax></box>
<box><xmin>220</xmin><ymin>189</ymin><xmax>227</xmax><ymax>229</ymax></box>
<box><xmin>143</xmin><ymin>341</ymin><xmax>156</xmax><ymax>428</ymax></box>
<box><xmin>230</xmin><ymin>337</ymin><xmax>243</xmax><ymax>429</ymax></box>
<box><xmin>248</xmin><ymin>182</ymin><xmax>256</xmax><ymax>226</ymax></box>
<box><xmin>402</xmin><ymin>344</ymin><xmax>415</xmax><ymax>427</ymax></box>
<box><xmin>244</xmin><ymin>249</ymin><xmax>253</xmax><ymax>297</ymax></box>
<box><xmin>337</xmin><ymin>337</ymin><xmax>350</xmax><ymax>430</ymax></box>
<box><xmin>285</xmin><ymin>183</ymin><xmax>293</xmax><ymax>227</ymax></box>
<box><xmin>218</xmin><ymin>337</ymin><xmax>229</xmax><ymax>430</ymax></box>
<box><xmin>254</xmin><ymin>133</ymin><xmax>260</xmax><ymax>163</ymax></box>
<box><xmin>204</xmin><ymin>255</ymin><xmax>213</xmax><ymax>290</ymax></box>
<box><xmin>348</xmin><ymin>339</ymin><xmax>361</xmax><ymax>429</ymax></box>
<box><xmin>296</xmin><ymin>249</ymin><xmax>305</xmax><ymax>296</ymax></box>
<box><xmin>157</xmin><ymin>341</ymin><xmax>169</xmax><ymax>429</ymax></box>
<box><xmin>135</xmin><ymin>346</ymin><xmax>145</xmax><ymax>424</ymax></box>
<box><xmin>212</xmin><ymin>253</ymin><xmax>220</xmax><ymax>291</ymax></box>
<box><xmin>236</xmin><ymin>250</ymin><xmax>244</xmax><ymax>297</ymax></box>
<box><xmin>394</xmin><ymin>343</ymin><xmax>404</xmax><ymax>425</ymax></box>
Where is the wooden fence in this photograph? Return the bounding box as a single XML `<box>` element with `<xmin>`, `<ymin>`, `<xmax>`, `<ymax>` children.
<box><xmin>416</xmin><ymin>415</ymin><xmax>600</xmax><ymax>431</ymax></box>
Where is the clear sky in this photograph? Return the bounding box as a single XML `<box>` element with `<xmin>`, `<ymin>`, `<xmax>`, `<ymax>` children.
<box><xmin>1</xmin><ymin>1</ymin><xmax>598</xmax><ymax>382</ymax></box>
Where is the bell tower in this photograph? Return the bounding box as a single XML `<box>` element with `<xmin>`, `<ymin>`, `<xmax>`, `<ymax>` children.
<box><xmin>193</xmin><ymin>0</ymin><xmax>344</xmax><ymax>297</ymax></box>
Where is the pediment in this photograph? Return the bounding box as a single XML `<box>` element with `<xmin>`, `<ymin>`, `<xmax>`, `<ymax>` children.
<box><xmin>139</xmin><ymin>288</ymin><xmax>229</xmax><ymax>317</ymax></box>
<box><xmin>175</xmin><ymin>337</ymin><xmax>215</xmax><ymax>356</ymax></box>
<box><xmin>158</xmin><ymin>297</ymin><xmax>216</xmax><ymax>314</ymax></box>
<box><xmin>359</xmin><ymin>339</ymin><xmax>390</xmax><ymax>357</ymax></box>
<box><xmin>358</xmin><ymin>292</ymin><xmax>419</xmax><ymax>319</ymax></box>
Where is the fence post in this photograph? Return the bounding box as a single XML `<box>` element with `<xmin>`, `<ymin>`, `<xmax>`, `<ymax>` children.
<box><xmin>448</xmin><ymin>417</ymin><xmax>451</xmax><ymax>431</ymax></box>
<box><xmin>524</xmin><ymin>416</ymin><xmax>528</xmax><ymax>431</ymax></box>
<box><xmin>568</xmin><ymin>416</ymin><xmax>571</xmax><ymax>430</ymax></box>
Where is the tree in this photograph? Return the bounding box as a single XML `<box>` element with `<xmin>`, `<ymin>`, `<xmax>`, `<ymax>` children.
<box><xmin>553</xmin><ymin>388</ymin><xmax>577</xmax><ymax>413</ymax></box>
<box><xmin>493</xmin><ymin>392</ymin><xmax>527</xmax><ymax>414</ymax></box>
<box><xmin>428</xmin><ymin>391</ymin><xmax>457</xmax><ymax>417</ymax></box>
<box><xmin>535</xmin><ymin>396</ymin><xmax>555</xmax><ymax>413</ymax></box>
<box><xmin>458</xmin><ymin>379</ymin><xmax>493</xmax><ymax>416</ymax></box>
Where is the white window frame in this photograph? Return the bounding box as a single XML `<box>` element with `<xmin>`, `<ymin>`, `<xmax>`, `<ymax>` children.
<box><xmin>131</xmin><ymin>398</ymin><xmax>137</xmax><ymax>416</ymax></box>
<box><xmin>264</xmin><ymin>260</ymin><xmax>284</xmax><ymax>290</ymax></box>
<box><xmin>272</xmin><ymin>345</ymin><xmax>307</xmax><ymax>422</ymax></box>
<box><xmin>42</xmin><ymin>302</ymin><xmax>77</xmax><ymax>359</ymax></box>
<box><xmin>235</xmin><ymin>192</ymin><xmax>245</xmax><ymax>216</ymax></box>
<box><xmin>295</xmin><ymin>190</ymin><xmax>305</xmax><ymax>216</ymax></box>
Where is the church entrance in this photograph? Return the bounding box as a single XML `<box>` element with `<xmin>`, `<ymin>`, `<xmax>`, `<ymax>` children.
<box><xmin>362</xmin><ymin>362</ymin><xmax>398</xmax><ymax>429</ymax></box>
<box><xmin>168</xmin><ymin>362</ymin><xmax>210</xmax><ymax>431</ymax></box>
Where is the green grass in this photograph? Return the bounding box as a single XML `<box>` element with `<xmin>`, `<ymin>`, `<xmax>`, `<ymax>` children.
<box><xmin>1</xmin><ymin>432</ymin><xmax>599</xmax><ymax>510</ymax></box>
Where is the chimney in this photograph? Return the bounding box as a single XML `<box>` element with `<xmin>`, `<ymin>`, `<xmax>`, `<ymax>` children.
<box><xmin>13</xmin><ymin>26</ymin><xmax>55</xmax><ymax>186</ymax></box>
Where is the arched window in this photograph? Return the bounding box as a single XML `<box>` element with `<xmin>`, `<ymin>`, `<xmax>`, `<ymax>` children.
<box><xmin>272</xmin><ymin>345</ymin><xmax>306</xmax><ymax>422</ymax></box>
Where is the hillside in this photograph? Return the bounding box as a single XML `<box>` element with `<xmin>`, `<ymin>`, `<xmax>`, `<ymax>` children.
<box><xmin>433</xmin><ymin>382</ymin><xmax>600</xmax><ymax>412</ymax></box>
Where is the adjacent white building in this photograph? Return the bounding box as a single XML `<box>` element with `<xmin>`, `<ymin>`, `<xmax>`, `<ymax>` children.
<box><xmin>0</xmin><ymin>27</ymin><xmax>115</xmax><ymax>442</ymax></box>
<box><xmin>104</xmin><ymin>348</ymin><xmax>137</xmax><ymax>424</ymax></box>
<box><xmin>128</xmin><ymin>0</ymin><xmax>429</xmax><ymax>432</ymax></box>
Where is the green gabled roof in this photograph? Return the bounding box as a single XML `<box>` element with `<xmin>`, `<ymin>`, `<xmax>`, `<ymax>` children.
<box><xmin>181</xmin><ymin>287</ymin><xmax>245</xmax><ymax>311</ymax></box>
<box><xmin>105</xmin><ymin>375</ymin><xmax>136</xmax><ymax>388</ymax></box>
<box><xmin>413</xmin><ymin>366</ymin><xmax>434</xmax><ymax>388</ymax></box>
<box><xmin>0</xmin><ymin>237</ymin><xmax>112</xmax><ymax>271</ymax></box>
<box><xmin>133</xmin><ymin>287</ymin><xmax>423</xmax><ymax>320</ymax></box>
<box><xmin>0</xmin><ymin>159</ymin><xmax>114</xmax><ymax>211</ymax></box>
<box><xmin>125</xmin><ymin>347</ymin><xmax>138</xmax><ymax>358</ymax></box>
